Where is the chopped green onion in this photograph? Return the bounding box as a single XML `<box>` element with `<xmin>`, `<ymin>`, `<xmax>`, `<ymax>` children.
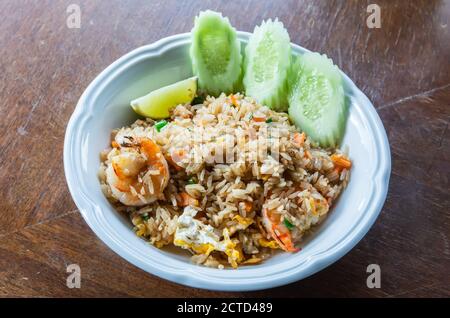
<box><xmin>187</xmin><ymin>177</ymin><xmax>197</xmax><ymax>184</ymax></box>
<box><xmin>155</xmin><ymin>120</ymin><xmax>167</xmax><ymax>132</ymax></box>
<box><xmin>142</xmin><ymin>213</ymin><xmax>150</xmax><ymax>221</ymax></box>
<box><xmin>266</xmin><ymin>117</ymin><xmax>273</xmax><ymax>123</ymax></box>
<box><xmin>283</xmin><ymin>218</ymin><xmax>294</xmax><ymax>230</ymax></box>
<box><xmin>249</xmin><ymin>113</ymin><xmax>253</xmax><ymax>120</ymax></box>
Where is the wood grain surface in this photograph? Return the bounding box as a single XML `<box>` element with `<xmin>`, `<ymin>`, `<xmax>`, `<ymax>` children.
<box><xmin>0</xmin><ymin>0</ymin><xmax>449</xmax><ymax>297</ymax></box>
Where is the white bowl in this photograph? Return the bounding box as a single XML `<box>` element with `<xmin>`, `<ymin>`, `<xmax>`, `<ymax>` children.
<box><xmin>64</xmin><ymin>32</ymin><xmax>391</xmax><ymax>291</ymax></box>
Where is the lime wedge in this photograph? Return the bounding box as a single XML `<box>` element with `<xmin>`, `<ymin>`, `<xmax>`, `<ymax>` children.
<box><xmin>130</xmin><ymin>76</ymin><xmax>197</xmax><ymax>119</ymax></box>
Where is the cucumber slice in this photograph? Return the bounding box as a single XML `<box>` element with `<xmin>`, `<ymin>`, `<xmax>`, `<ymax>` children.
<box><xmin>288</xmin><ymin>52</ymin><xmax>347</xmax><ymax>148</ymax></box>
<box><xmin>130</xmin><ymin>77</ymin><xmax>197</xmax><ymax>119</ymax></box>
<box><xmin>243</xmin><ymin>19</ymin><xmax>291</xmax><ymax>111</ymax></box>
<box><xmin>190</xmin><ymin>10</ymin><xmax>242</xmax><ymax>96</ymax></box>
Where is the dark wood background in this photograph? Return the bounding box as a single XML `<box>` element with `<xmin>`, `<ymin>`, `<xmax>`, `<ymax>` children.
<box><xmin>0</xmin><ymin>0</ymin><xmax>449</xmax><ymax>297</ymax></box>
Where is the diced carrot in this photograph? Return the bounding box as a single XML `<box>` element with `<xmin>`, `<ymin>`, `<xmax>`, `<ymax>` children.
<box><xmin>178</xmin><ymin>192</ymin><xmax>198</xmax><ymax>207</ymax></box>
<box><xmin>179</xmin><ymin>192</ymin><xmax>189</xmax><ymax>205</ymax></box>
<box><xmin>253</xmin><ymin>116</ymin><xmax>266</xmax><ymax>122</ymax></box>
<box><xmin>267</xmin><ymin>209</ymin><xmax>281</xmax><ymax>223</ymax></box>
<box><xmin>111</xmin><ymin>140</ymin><xmax>120</xmax><ymax>148</ymax></box>
<box><xmin>304</xmin><ymin>150</ymin><xmax>312</xmax><ymax>159</ymax></box>
<box><xmin>230</xmin><ymin>94</ymin><xmax>239</xmax><ymax>107</ymax></box>
<box><xmin>331</xmin><ymin>154</ymin><xmax>352</xmax><ymax>169</ymax></box>
<box><xmin>243</xmin><ymin>201</ymin><xmax>253</xmax><ymax>213</ymax></box>
<box><xmin>293</xmin><ymin>132</ymin><xmax>305</xmax><ymax>147</ymax></box>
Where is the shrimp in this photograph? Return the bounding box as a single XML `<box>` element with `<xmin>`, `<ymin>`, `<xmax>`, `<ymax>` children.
<box><xmin>261</xmin><ymin>207</ymin><xmax>299</xmax><ymax>252</ymax></box>
<box><xmin>105</xmin><ymin>137</ymin><xmax>170</xmax><ymax>206</ymax></box>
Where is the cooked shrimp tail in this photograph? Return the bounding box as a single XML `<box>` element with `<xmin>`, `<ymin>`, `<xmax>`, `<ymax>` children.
<box><xmin>262</xmin><ymin>208</ymin><xmax>300</xmax><ymax>252</ymax></box>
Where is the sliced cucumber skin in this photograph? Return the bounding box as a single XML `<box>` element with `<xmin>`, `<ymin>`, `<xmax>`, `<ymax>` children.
<box><xmin>130</xmin><ymin>77</ymin><xmax>197</xmax><ymax>119</ymax></box>
<box><xmin>190</xmin><ymin>10</ymin><xmax>242</xmax><ymax>96</ymax></box>
<box><xmin>243</xmin><ymin>19</ymin><xmax>291</xmax><ymax>111</ymax></box>
<box><xmin>288</xmin><ymin>52</ymin><xmax>347</xmax><ymax>148</ymax></box>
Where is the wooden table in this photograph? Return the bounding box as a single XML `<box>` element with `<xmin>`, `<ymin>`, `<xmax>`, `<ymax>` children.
<box><xmin>0</xmin><ymin>0</ymin><xmax>449</xmax><ymax>297</ymax></box>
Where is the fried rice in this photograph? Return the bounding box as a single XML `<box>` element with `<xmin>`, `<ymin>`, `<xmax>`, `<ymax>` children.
<box><xmin>98</xmin><ymin>93</ymin><xmax>350</xmax><ymax>268</ymax></box>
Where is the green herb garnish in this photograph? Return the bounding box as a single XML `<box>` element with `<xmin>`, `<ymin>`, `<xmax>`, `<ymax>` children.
<box><xmin>142</xmin><ymin>213</ymin><xmax>150</xmax><ymax>221</ymax></box>
<box><xmin>155</xmin><ymin>120</ymin><xmax>167</xmax><ymax>132</ymax></box>
<box><xmin>187</xmin><ymin>177</ymin><xmax>197</xmax><ymax>184</ymax></box>
<box><xmin>266</xmin><ymin>117</ymin><xmax>273</xmax><ymax>123</ymax></box>
<box><xmin>249</xmin><ymin>113</ymin><xmax>253</xmax><ymax>120</ymax></box>
<box><xmin>283</xmin><ymin>218</ymin><xmax>294</xmax><ymax>230</ymax></box>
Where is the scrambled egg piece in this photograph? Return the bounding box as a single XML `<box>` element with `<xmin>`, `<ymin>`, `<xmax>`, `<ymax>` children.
<box><xmin>258</xmin><ymin>238</ymin><xmax>280</xmax><ymax>249</ymax></box>
<box><xmin>221</xmin><ymin>228</ymin><xmax>244</xmax><ymax>268</ymax></box>
<box><xmin>174</xmin><ymin>207</ymin><xmax>245</xmax><ymax>268</ymax></box>
<box><xmin>233</xmin><ymin>215</ymin><xmax>254</xmax><ymax>228</ymax></box>
<box><xmin>174</xmin><ymin>207</ymin><xmax>220</xmax><ymax>254</ymax></box>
